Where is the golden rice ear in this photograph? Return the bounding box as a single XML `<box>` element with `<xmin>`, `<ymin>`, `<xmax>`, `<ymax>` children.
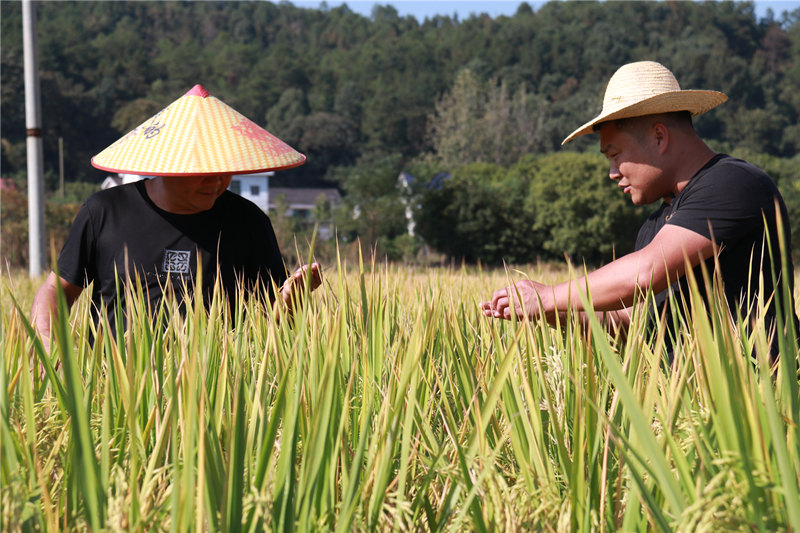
<box><xmin>91</xmin><ymin>84</ymin><xmax>305</xmax><ymax>176</ymax></box>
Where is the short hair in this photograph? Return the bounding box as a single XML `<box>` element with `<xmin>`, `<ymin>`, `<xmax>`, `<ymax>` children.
<box><xmin>593</xmin><ymin>111</ymin><xmax>693</xmax><ymax>134</ymax></box>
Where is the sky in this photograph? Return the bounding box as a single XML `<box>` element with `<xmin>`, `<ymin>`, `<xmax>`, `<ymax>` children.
<box><xmin>284</xmin><ymin>0</ymin><xmax>800</xmax><ymax>21</ymax></box>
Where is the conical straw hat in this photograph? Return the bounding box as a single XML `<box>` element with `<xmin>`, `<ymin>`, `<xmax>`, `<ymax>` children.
<box><xmin>562</xmin><ymin>61</ymin><xmax>727</xmax><ymax>145</ymax></box>
<box><xmin>91</xmin><ymin>85</ymin><xmax>306</xmax><ymax>175</ymax></box>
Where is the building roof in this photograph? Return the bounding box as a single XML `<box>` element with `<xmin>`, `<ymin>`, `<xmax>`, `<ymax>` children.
<box><xmin>101</xmin><ymin>175</ymin><xmax>123</xmax><ymax>189</ymax></box>
<box><xmin>269</xmin><ymin>187</ymin><xmax>341</xmax><ymax>208</ymax></box>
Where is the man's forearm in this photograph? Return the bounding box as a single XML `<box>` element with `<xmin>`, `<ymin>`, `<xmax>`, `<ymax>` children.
<box><xmin>542</xmin><ymin>225</ymin><xmax>716</xmax><ymax>319</ymax></box>
<box><xmin>30</xmin><ymin>272</ymin><xmax>83</xmax><ymax>351</ymax></box>
<box><xmin>31</xmin><ymin>275</ymin><xmax>59</xmax><ymax>349</ymax></box>
<box><xmin>546</xmin><ymin>252</ymin><xmax>651</xmax><ymax>315</ymax></box>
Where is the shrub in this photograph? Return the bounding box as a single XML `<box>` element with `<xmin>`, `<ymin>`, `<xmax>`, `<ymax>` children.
<box><xmin>416</xmin><ymin>162</ymin><xmax>542</xmax><ymax>264</ymax></box>
<box><xmin>525</xmin><ymin>151</ymin><xmax>648</xmax><ymax>263</ymax></box>
<box><xmin>0</xmin><ymin>186</ymin><xmax>80</xmax><ymax>268</ymax></box>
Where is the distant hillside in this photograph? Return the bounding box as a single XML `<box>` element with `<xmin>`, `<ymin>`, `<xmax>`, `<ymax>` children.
<box><xmin>2</xmin><ymin>1</ymin><xmax>798</xmax><ymax>187</ymax></box>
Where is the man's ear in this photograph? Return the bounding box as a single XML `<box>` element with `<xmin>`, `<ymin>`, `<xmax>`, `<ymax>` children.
<box><xmin>651</xmin><ymin>122</ymin><xmax>670</xmax><ymax>154</ymax></box>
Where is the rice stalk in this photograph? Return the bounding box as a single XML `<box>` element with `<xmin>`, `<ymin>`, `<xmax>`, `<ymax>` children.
<box><xmin>1</xmin><ymin>250</ymin><xmax>799</xmax><ymax>532</ymax></box>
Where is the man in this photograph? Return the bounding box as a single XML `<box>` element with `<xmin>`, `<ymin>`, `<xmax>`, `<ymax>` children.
<box><xmin>481</xmin><ymin>61</ymin><xmax>796</xmax><ymax>354</ymax></box>
<box><xmin>32</xmin><ymin>84</ymin><xmax>321</xmax><ymax>347</ymax></box>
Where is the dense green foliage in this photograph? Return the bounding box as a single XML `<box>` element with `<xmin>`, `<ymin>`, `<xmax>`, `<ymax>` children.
<box><xmin>413</xmin><ymin>149</ymin><xmax>800</xmax><ymax>265</ymax></box>
<box><xmin>416</xmin><ymin>161</ymin><xmax>543</xmax><ymax>264</ymax></box>
<box><xmin>2</xmin><ymin>1</ymin><xmax>799</xmax><ymax>182</ymax></box>
<box><xmin>0</xmin><ymin>184</ymin><xmax>79</xmax><ymax>268</ymax></box>
<box><xmin>2</xmin><ymin>1</ymin><xmax>800</xmax><ymax>265</ymax></box>
<box><xmin>526</xmin><ymin>152</ymin><xmax>647</xmax><ymax>262</ymax></box>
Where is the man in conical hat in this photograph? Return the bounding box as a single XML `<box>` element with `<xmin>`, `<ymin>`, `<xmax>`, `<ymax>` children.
<box><xmin>32</xmin><ymin>85</ymin><xmax>321</xmax><ymax>346</ymax></box>
<box><xmin>482</xmin><ymin>61</ymin><xmax>796</xmax><ymax>359</ymax></box>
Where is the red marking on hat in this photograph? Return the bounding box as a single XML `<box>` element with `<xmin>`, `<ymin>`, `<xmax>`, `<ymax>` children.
<box><xmin>231</xmin><ymin>118</ymin><xmax>292</xmax><ymax>153</ymax></box>
<box><xmin>186</xmin><ymin>84</ymin><xmax>210</xmax><ymax>98</ymax></box>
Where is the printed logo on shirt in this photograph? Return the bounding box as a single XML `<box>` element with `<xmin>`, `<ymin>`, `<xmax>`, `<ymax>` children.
<box><xmin>162</xmin><ymin>250</ymin><xmax>192</xmax><ymax>274</ymax></box>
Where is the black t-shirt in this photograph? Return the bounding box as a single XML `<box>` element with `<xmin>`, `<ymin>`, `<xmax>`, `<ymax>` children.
<box><xmin>58</xmin><ymin>180</ymin><xmax>287</xmax><ymax>328</ymax></box>
<box><xmin>635</xmin><ymin>154</ymin><xmax>796</xmax><ymax>348</ymax></box>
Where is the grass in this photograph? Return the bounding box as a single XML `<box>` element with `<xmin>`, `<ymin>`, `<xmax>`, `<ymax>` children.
<box><xmin>1</xmin><ymin>255</ymin><xmax>799</xmax><ymax>532</ymax></box>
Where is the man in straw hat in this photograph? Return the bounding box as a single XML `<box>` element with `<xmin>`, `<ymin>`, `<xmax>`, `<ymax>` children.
<box><xmin>481</xmin><ymin>61</ymin><xmax>796</xmax><ymax>357</ymax></box>
<box><xmin>31</xmin><ymin>85</ymin><xmax>321</xmax><ymax>347</ymax></box>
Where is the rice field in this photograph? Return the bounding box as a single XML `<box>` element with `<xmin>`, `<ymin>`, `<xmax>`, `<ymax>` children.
<box><xmin>2</xmin><ymin>254</ymin><xmax>799</xmax><ymax>532</ymax></box>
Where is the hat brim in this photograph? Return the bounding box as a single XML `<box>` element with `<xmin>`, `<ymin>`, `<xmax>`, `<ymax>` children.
<box><xmin>561</xmin><ymin>90</ymin><xmax>727</xmax><ymax>145</ymax></box>
<box><xmin>90</xmin><ymin>157</ymin><xmax>307</xmax><ymax>177</ymax></box>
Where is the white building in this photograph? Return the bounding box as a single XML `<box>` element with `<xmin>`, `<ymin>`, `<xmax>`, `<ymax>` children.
<box><xmin>397</xmin><ymin>172</ymin><xmax>416</xmax><ymax>237</ymax></box>
<box><xmin>100</xmin><ymin>173</ymin><xmax>149</xmax><ymax>189</ymax></box>
<box><xmin>269</xmin><ymin>187</ymin><xmax>342</xmax><ymax>240</ymax></box>
<box><xmin>100</xmin><ymin>173</ymin><xmax>341</xmax><ymax>239</ymax></box>
<box><xmin>228</xmin><ymin>172</ymin><xmax>272</xmax><ymax>212</ymax></box>
<box><xmin>102</xmin><ymin>172</ymin><xmax>273</xmax><ymax>213</ymax></box>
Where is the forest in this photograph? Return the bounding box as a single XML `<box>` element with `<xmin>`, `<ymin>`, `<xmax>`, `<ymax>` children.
<box><xmin>2</xmin><ymin>0</ymin><xmax>800</xmax><ymax>265</ymax></box>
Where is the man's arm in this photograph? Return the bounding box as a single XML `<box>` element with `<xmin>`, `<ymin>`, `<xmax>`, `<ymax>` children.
<box><xmin>31</xmin><ymin>272</ymin><xmax>84</xmax><ymax>351</ymax></box>
<box><xmin>482</xmin><ymin>224</ymin><xmax>715</xmax><ymax>324</ymax></box>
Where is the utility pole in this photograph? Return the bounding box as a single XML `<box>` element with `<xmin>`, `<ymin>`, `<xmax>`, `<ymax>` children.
<box><xmin>23</xmin><ymin>0</ymin><xmax>45</xmax><ymax>277</ymax></box>
<box><xmin>59</xmin><ymin>137</ymin><xmax>64</xmax><ymax>198</ymax></box>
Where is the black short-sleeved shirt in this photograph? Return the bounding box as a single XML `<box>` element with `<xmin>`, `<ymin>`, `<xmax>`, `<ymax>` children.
<box><xmin>58</xmin><ymin>180</ymin><xmax>287</xmax><ymax>328</ymax></box>
<box><xmin>635</xmin><ymin>154</ymin><xmax>796</xmax><ymax>347</ymax></box>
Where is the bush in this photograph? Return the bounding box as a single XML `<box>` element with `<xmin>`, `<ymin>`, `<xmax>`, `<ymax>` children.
<box><xmin>416</xmin><ymin>162</ymin><xmax>542</xmax><ymax>265</ymax></box>
<box><xmin>414</xmin><ymin>153</ymin><xmax>647</xmax><ymax>265</ymax></box>
<box><xmin>525</xmin><ymin>152</ymin><xmax>648</xmax><ymax>264</ymax></box>
<box><xmin>0</xmin><ymin>186</ymin><xmax>81</xmax><ymax>268</ymax></box>
<box><xmin>48</xmin><ymin>181</ymin><xmax>100</xmax><ymax>205</ymax></box>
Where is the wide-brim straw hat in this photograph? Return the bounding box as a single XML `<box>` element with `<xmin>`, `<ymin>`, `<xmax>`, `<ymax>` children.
<box><xmin>561</xmin><ymin>61</ymin><xmax>727</xmax><ymax>145</ymax></box>
<box><xmin>91</xmin><ymin>85</ymin><xmax>306</xmax><ymax>176</ymax></box>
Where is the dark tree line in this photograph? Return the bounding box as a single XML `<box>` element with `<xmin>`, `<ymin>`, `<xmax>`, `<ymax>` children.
<box><xmin>2</xmin><ymin>1</ymin><xmax>800</xmax><ymax>265</ymax></box>
<box><xmin>2</xmin><ymin>1</ymin><xmax>799</xmax><ymax>184</ymax></box>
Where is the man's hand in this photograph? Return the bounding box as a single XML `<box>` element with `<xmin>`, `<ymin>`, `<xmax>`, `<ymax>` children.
<box><xmin>279</xmin><ymin>262</ymin><xmax>323</xmax><ymax>313</ymax></box>
<box><xmin>480</xmin><ymin>279</ymin><xmax>550</xmax><ymax>320</ymax></box>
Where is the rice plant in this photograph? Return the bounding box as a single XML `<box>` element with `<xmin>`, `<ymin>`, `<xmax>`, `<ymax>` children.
<box><xmin>1</xmin><ymin>253</ymin><xmax>799</xmax><ymax>532</ymax></box>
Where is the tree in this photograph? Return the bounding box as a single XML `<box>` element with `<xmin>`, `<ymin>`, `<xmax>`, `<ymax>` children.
<box><xmin>112</xmin><ymin>98</ymin><xmax>165</xmax><ymax>134</ymax></box>
<box><xmin>428</xmin><ymin>68</ymin><xmax>549</xmax><ymax>167</ymax></box>
<box><xmin>265</xmin><ymin>87</ymin><xmax>308</xmax><ymax>147</ymax></box>
<box><xmin>427</xmin><ymin>68</ymin><xmax>486</xmax><ymax>167</ymax></box>
<box><xmin>298</xmin><ymin>112</ymin><xmax>358</xmax><ymax>169</ymax></box>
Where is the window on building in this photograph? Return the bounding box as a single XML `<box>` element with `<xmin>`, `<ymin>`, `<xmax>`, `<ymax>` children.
<box><xmin>229</xmin><ymin>180</ymin><xmax>241</xmax><ymax>195</ymax></box>
<box><xmin>250</xmin><ymin>185</ymin><xmax>260</xmax><ymax>196</ymax></box>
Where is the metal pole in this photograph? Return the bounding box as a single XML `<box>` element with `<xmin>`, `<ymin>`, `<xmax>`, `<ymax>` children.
<box><xmin>23</xmin><ymin>0</ymin><xmax>45</xmax><ymax>277</ymax></box>
<box><xmin>59</xmin><ymin>137</ymin><xmax>64</xmax><ymax>198</ymax></box>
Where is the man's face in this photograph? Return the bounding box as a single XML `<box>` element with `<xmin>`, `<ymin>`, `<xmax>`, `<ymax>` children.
<box><xmin>159</xmin><ymin>174</ymin><xmax>233</xmax><ymax>214</ymax></box>
<box><xmin>599</xmin><ymin>121</ymin><xmax>669</xmax><ymax>206</ymax></box>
